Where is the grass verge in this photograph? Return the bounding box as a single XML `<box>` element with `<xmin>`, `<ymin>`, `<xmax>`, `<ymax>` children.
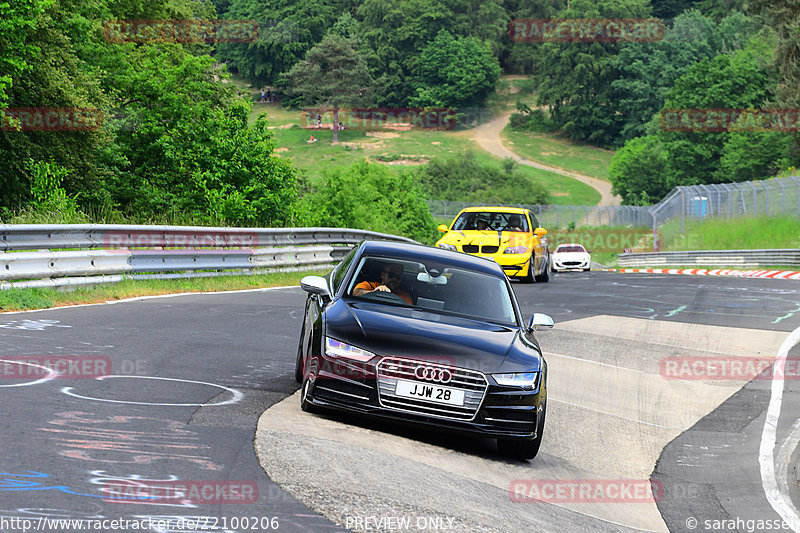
<box><xmin>501</xmin><ymin>126</ymin><xmax>615</xmax><ymax>181</ymax></box>
<box><xmin>0</xmin><ymin>270</ymin><xmax>329</xmax><ymax>312</ymax></box>
<box><xmin>660</xmin><ymin>216</ymin><xmax>800</xmax><ymax>251</ymax></box>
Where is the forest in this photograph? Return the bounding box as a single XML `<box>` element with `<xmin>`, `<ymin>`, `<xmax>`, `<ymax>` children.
<box><xmin>1</xmin><ymin>0</ymin><xmax>798</xmax><ymax>238</ymax></box>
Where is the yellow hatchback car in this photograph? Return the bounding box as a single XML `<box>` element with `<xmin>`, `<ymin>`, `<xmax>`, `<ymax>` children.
<box><xmin>435</xmin><ymin>207</ymin><xmax>550</xmax><ymax>283</ymax></box>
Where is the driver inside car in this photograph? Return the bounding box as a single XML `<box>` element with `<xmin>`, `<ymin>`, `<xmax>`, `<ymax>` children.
<box><xmin>506</xmin><ymin>214</ymin><xmax>524</xmax><ymax>231</ymax></box>
<box><xmin>352</xmin><ymin>262</ymin><xmax>413</xmax><ymax>305</ymax></box>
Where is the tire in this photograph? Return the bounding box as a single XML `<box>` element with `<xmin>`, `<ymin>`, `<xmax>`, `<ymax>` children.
<box><xmin>294</xmin><ymin>319</ymin><xmax>307</xmax><ymax>383</ymax></box>
<box><xmin>520</xmin><ymin>257</ymin><xmax>535</xmax><ymax>284</ymax></box>
<box><xmin>498</xmin><ymin>402</ymin><xmax>546</xmax><ymax>460</ymax></box>
<box><xmin>300</xmin><ymin>375</ymin><xmax>318</xmax><ymax>413</ymax></box>
<box><xmin>534</xmin><ymin>255</ymin><xmax>550</xmax><ymax>283</ymax></box>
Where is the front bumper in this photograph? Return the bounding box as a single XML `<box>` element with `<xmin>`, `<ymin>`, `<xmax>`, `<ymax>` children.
<box><xmin>305</xmin><ymin>355</ymin><xmax>545</xmax><ymax>439</ymax></box>
<box><xmin>552</xmin><ymin>256</ymin><xmax>590</xmax><ymax>270</ymax></box>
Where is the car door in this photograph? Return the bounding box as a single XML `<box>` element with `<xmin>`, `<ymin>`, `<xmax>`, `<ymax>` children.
<box><xmin>526</xmin><ymin>211</ymin><xmax>548</xmax><ymax>274</ymax></box>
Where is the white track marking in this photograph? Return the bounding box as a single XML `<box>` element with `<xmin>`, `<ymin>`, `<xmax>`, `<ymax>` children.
<box><xmin>760</xmin><ymin>326</ymin><xmax>800</xmax><ymax>531</ymax></box>
<box><xmin>61</xmin><ymin>375</ymin><xmax>243</xmax><ymax>406</ymax></box>
<box><xmin>544</xmin><ymin>351</ymin><xmax>650</xmax><ymax>375</ymax></box>
<box><xmin>0</xmin><ymin>359</ymin><xmax>58</xmax><ymax>387</ymax></box>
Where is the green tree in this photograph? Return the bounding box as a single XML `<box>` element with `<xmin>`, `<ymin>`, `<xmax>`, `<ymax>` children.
<box><xmin>356</xmin><ymin>0</ymin><xmax>507</xmax><ymax>106</ymax></box>
<box><xmin>716</xmin><ymin>130</ymin><xmax>791</xmax><ymax>182</ymax></box>
<box><xmin>609</xmin><ymin>135</ymin><xmax>671</xmax><ymax>204</ymax></box>
<box><xmin>283</xmin><ymin>33</ymin><xmax>373</xmax><ymax>143</ymax></box>
<box><xmin>650</xmin><ymin>0</ymin><xmax>700</xmax><ymax>19</ymax></box>
<box><xmin>0</xmin><ymin>0</ymin><xmax>51</xmax><ymax>109</ymax></box>
<box><xmin>609</xmin><ymin>9</ymin><xmax>746</xmax><ymax>143</ymax></box>
<box><xmin>0</xmin><ymin>0</ymin><xmax>111</xmax><ymax>210</ymax></box>
<box><xmin>410</xmin><ymin>30</ymin><xmax>500</xmax><ymax>109</ymax></box>
<box><xmin>532</xmin><ymin>0</ymin><xmax>652</xmax><ymax>146</ymax></box>
<box><xmin>107</xmin><ymin>45</ymin><xmax>297</xmax><ymax>225</ymax></box>
<box><xmin>503</xmin><ymin>0</ymin><xmax>564</xmax><ymax>74</ymax></box>
<box><xmin>749</xmin><ymin>0</ymin><xmax>800</xmax><ymax>163</ymax></box>
<box><xmin>294</xmin><ymin>160</ymin><xmax>438</xmax><ymax>243</ymax></box>
<box><xmin>216</xmin><ymin>0</ymin><xmax>337</xmax><ymax>87</ymax></box>
<box><xmin>659</xmin><ymin>36</ymin><xmax>774</xmax><ymax>186</ymax></box>
<box><xmin>415</xmin><ymin>151</ymin><xmax>549</xmax><ymax>205</ymax></box>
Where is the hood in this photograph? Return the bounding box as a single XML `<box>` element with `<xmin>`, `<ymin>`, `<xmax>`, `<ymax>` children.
<box><xmin>324</xmin><ymin>299</ymin><xmax>542</xmax><ymax>374</ymax></box>
<box><xmin>442</xmin><ymin>230</ymin><xmax>527</xmax><ymax>248</ymax></box>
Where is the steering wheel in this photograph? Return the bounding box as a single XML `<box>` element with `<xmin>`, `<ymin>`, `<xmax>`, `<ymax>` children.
<box><xmin>366</xmin><ymin>289</ymin><xmax>407</xmax><ymax>304</ymax></box>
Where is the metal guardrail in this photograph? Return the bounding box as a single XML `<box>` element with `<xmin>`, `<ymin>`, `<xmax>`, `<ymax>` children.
<box><xmin>0</xmin><ymin>224</ymin><xmax>416</xmax><ymax>290</ymax></box>
<box><xmin>618</xmin><ymin>249</ymin><xmax>800</xmax><ymax>268</ymax></box>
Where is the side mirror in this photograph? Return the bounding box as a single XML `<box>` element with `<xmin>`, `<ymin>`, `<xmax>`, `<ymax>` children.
<box><xmin>437</xmin><ymin>224</ymin><xmax>449</xmax><ymax>233</ymax></box>
<box><xmin>300</xmin><ymin>276</ymin><xmax>330</xmax><ymax>297</ymax></box>
<box><xmin>528</xmin><ymin>313</ymin><xmax>554</xmax><ymax>330</ymax></box>
<box><xmin>534</xmin><ymin>227</ymin><xmax>547</xmax><ymax>238</ymax></box>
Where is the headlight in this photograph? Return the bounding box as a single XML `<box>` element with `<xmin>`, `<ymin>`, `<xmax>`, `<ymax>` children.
<box><xmin>325</xmin><ymin>338</ymin><xmax>375</xmax><ymax>362</ymax></box>
<box><xmin>438</xmin><ymin>243</ymin><xmax>457</xmax><ymax>251</ymax></box>
<box><xmin>493</xmin><ymin>372</ymin><xmax>538</xmax><ymax>389</ymax></box>
<box><xmin>503</xmin><ymin>246</ymin><xmax>528</xmax><ymax>254</ymax></box>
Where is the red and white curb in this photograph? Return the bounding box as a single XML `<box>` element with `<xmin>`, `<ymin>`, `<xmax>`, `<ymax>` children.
<box><xmin>616</xmin><ymin>268</ymin><xmax>800</xmax><ymax>280</ymax></box>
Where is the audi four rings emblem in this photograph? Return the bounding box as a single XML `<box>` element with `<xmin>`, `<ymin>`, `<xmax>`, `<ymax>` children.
<box><xmin>414</xmin><ymin>365</ymin><xmax>452</xmax><ymax>384</ymax></box>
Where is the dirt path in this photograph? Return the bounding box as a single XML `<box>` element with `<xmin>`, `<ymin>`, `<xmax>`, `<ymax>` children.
<box><xmin>472</xmin><ymin>112</ymin><xmax>621</xmax><ymax>206</ymax></box>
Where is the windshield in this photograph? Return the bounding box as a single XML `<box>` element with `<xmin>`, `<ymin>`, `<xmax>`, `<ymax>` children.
<box><xmin>451</xmin><ymin>212</ymin><xmax>529</xmax><ymax>232</ymax></box>
<box><xmin>556</xmin><ymin>245</ymin><xmax>586</xmax><ymax>253</ymax></box>
<box><xmin>346</xmin><ymin>256</ymin><xmax>517</xmax><ymax>325</ymax></box>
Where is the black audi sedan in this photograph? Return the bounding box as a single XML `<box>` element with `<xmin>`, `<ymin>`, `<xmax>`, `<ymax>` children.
<box><xmin>295</xmin><ymin>240</ymin><xmax>553</xmax><ymax>460</ymax></box>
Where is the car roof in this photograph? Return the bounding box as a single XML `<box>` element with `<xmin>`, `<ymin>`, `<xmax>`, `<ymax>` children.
<box><xmin>459</xmin><ymin>206</ymin><xmax>528</xmax><ymax>215</ymax></box>
<box><xmin>556</xmin><ymin>243</ymin><xmax>586</xmax><ymax>249</ymax></box>
<box><xmin>358</xmin><ymin>240</ymin><xmax>507</xmax><ymax>278</ymax></box>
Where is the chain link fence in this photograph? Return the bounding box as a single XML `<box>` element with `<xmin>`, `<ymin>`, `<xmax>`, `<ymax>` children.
<box><xmin>428</xmin><ymin>175</ymin><xmax>800</xmax><ymax>251</ymax></box>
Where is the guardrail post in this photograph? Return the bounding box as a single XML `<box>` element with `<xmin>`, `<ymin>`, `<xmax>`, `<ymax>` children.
<box><xmin>791</xmin><ymin>176</ymin><xmax>800</xmax><ymax>216</ymax></box>
<box><xmin>680</xmin><ymin>188</ymin><xmax>685</xmax><ymax>233</ymax></box>
<box><xmin>746</xmin><ymin>181</ymin><xmax>758</xmax><ymax>215</ymax></box>
<box><xmin>652</xmin><ymin>211</ymin><xmax>658</xmax><ymax>252</ymax></box>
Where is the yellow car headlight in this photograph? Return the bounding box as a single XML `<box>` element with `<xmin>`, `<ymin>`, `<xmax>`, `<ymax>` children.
<box><xmin>503</xmin><ymin>246</ymin><xmax>528</xmax><ymax>254</ymax></box>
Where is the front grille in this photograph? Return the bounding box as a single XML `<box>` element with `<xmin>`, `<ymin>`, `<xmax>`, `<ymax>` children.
<box><xmin>481</xmin><ymin>245</ymin><xmax>498</xmax><ymax>254</ymax></box>
<box><xmin>376</xmin><ymin>357</ymin><xmax>488</xmax><ymax>420</ymax></box>
<box><xmin>462</xmin><ymin>245</ymin><xmax>479</xmax><ymax>253</ymax></box>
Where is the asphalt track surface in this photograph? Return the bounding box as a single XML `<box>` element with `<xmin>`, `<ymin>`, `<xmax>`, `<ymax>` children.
<box><xmin>0</xmin><ymin>271</ymin><xmax>799</xmax><ymax>533</ymax></box>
